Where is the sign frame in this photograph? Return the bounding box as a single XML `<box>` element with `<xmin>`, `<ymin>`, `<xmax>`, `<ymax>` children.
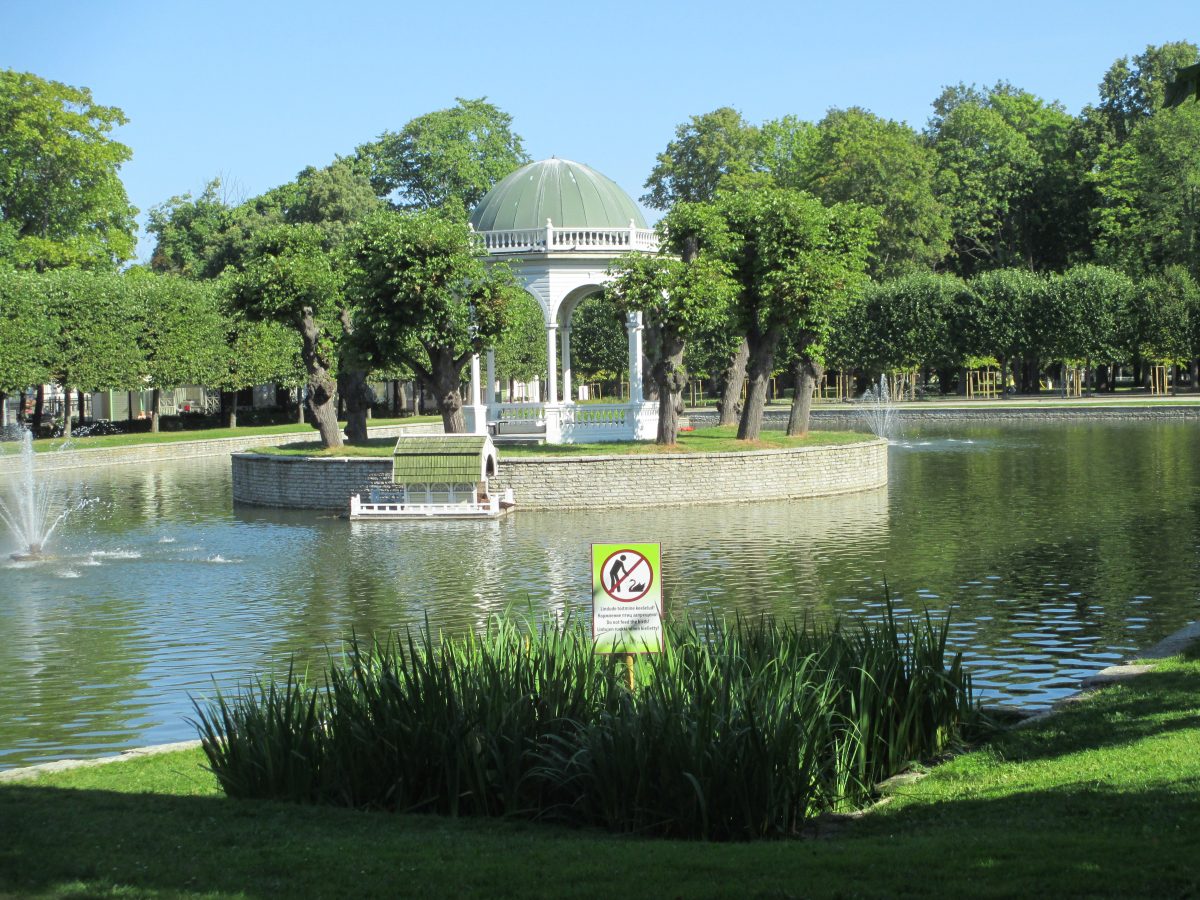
<box><xmin>591</xmin><ymin>542</ymin><xmax>663</xmax><ymax>654</ymax></box>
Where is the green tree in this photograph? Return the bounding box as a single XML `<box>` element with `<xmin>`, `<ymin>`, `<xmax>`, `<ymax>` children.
<box><xmin>712</xmin><ymin>188</ymin><xmax>876</xmax><ymax>440</ymax></box>
<box><xmin>230</xmin><ymin>224</ymin><xmax>346</xmax><ymax>447</ymax></box>
<box><xmin>493</xmin><ymin>291</ymin><xmax>547</xmax><ymax>395</ymax></box>
<box><xmin>960</xmin><ymin>268</ymin><xmax>1046</xmax><ymax>389</ymax></box>
<box><xmin>1037</xmin><ymin>265</ymin><xmax>1131</xmax><ymax>377</ymax></box>
<box><xmin>358</xmin><ymin>98</ymin><xmax>528</xmax><ymax>215</ymax></box>
<box><xmin>644</xmin><ymin>107</ymin><xmax>762</xmax><ymax>427</ymax></box>
<box><xmin>859</xmin><ymin>272</ymin><xmax>966</xmax><ymax>388</ymax></box>
<box><xmin>0</xmin><ymin>70</ymin><xmax>137</xmax><ymax>271</ymax></box>
<box><xmin>347</xmin><ymin>209</ymin><xmax>525</xmax><ymax>433</ymax></box>
<box><xmin>642</xmin><ymin>107</ymin><xmax>761</xmax><ymax>211</ymax></box>
<box><xmin>567</xmin><ymin>295</ymin><xmax>625</xmax><ymax>388</ymax></box>
<box><xmin>1093</xmin><ymin>101</ymin><xmax>1200</xmax><ymax>278</ymax></box>
<box><xmin>133</xmin><ymin>273</ymin><xmax>227</xmax><ymax>432</ymax></box>
<box><xmin>41</xmin><ymin>270</ymin><xmax>144</xmax><ymax>436</ymax></box>
<box><xmin>767</xmin><ymin>107</ymin><xmax>949</xmax><ymax>277</ymax></box>
<box><xmin>1091</xmin><ymin>42</ymin><xmax>1200</xmax><ymax>143</ymax></box>
<box><xmin>1125</xmin><ymin>267</ymin><xmax>1198</xmax><ymax>376</ymax></box>
<box><xmin>146</xmin><ymin>179</ymin><xmax>236</xmax><ymax>278</ymax></box>
<box><xmin>928</xmin><ymin>83</ymin><xmax>1090</xmax><ymax>275</ymax></box>
<box><xmin>0</xmin><ymin>271</ymin><xmax>53</xmax><ymax>426</ymax></box>
<box><xmin>608</xmin><ymin>203</ymin><xmax>736</xmax><ymax>443</ymax></box>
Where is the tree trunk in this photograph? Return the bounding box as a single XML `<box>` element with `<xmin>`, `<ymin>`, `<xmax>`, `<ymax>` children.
<box><xmin>717</xmin><ymin>338</ymin><xmax>749</xmax><ymax>427</ymax></box>
<box><xmin>77</xmin><ymin>390</ymin><xmax>86</xmax><ymax>426</ymax></box>
<box><xmin>0</xmin><ymin>390</ymin><xmax>7</xmax><ymax>428</ymax></box>
<box><xmin>787</xmin><ymin>358</ymin><xmax>823</xmax><ymax>437</ymax></box>
<box><xmin>150</xmin><ymin>388</ymin><xmax>161</xmax><ymax>433</ymax></box>
<box><xmin>427</xmin><ymin>347</ymin><xmax>469</xmax><ymax>433</ymax></box>
<box><xmin>338</xmin><ymin>368</ymin><xmax>372</xmax><ymax>444</ymax></box>
<box><xmin>1190</xmin><ymin>358</ymin><xmax>1199</xmax><ymax>393</ymax></box>
<box><xmin>652</xmin><ymin>327</ymin><xmax>687</xmax><ymax>445</ymax></box>
<box><xmin>33</xmin><ymin>385</ymin><xmax>45</xmax><ymax>436</ymax></box>
<box><xmin>295</xmin><ymin>308</ymin><xmax>341</xmax><ymax>448</ymax></box>
<box><xmin>226</xmin><ymin>392</ymin><xmax>239</xmax><ymax>429</ymax></box>
<box><xmin>296</xmin><ymin>388</ymin><xmax>305</xmax><ymax>424</ymax></box>
<box><xmin>737</xmin><ymin>329</ymin><xmax>780</xmax><ymax>441</ymax></box>
<box><xmin>63</xmin><ymin>386</ymin><xmax>75</xmax><ymax>438</ymax></box>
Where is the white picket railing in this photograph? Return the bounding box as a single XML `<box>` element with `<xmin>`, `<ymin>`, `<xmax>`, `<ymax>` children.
<box><xmin>475</xmin><ymin>225</ymin><xmax>658</xmax><ymax>255</ymax></box>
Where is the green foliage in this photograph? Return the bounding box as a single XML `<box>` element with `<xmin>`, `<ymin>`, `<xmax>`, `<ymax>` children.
<box><xmin>0</xmin><ymin>69</ymin><xmax>137</xmax><ymax>271</ymax></box>
<box><xmin>566</xmin><ymin>295</ymin><xmax>625</xmax><ymax>383</ymax></box>
<box><xmin>231</xmin><ymin>224</ymin><xmax>344</xmax><ymax>331</ymax></box>
<box><xmin>493</xmin><ymin>290</ymin><xmax>547</xmax><ymax>383</ymax></box>
<box><xmin>132</xmin><ymin>273</ymin><xmax>228</xmax><ymax>392</ymax></box>
<box><xmin>1092</xmin><ymin>41</ymin><xmax>1200</xmax><ymax>142</ymax></box>
<box><xmin>929</xmin><ymin>83</ymin><xmax>1089</xmax><ymax>274</ymax></box>
<box><xmin>1036</xmin><ymin>265</ymin><xmax>1132</xmax><ymax>363</ymax></box>
<box><xmin>347</xmin><ymin>209</ymin><xmax>522</xmax><ymax>376</ymax></box>
<box><xmin>851</xmin><ymin>272</ymin><xmax>968</xmax><ymax>372</ymax></box>
<box><xmin>0</xmin><ymin>270</ymin><xmax>53</xmax><ymax>393</ymax></box>
<box><xmin>1125</xmin><ymin>266</ymin><xmax>1199</xmax><ymax>363</ymax></box>
<box><xmin>960</xmin><ymin>268</ymin><xmax>1046</xmax><ymax>365</ymax></box>
<box><xmin>358</xmin><ymin>98</ymin><xmax>528</xmax><ymax>214</ymax></box>
<box><xmin>39</xmin><ymin>269</ymin><xmax>144</xmax><ymax>392</ymax></box>
<box><xmin>1093</xmin><ymin>101</ymin><xmax>1200</xmax><ymax>277</ymax></box>
<box><xmin>146</xmin><ymin>179</ymin><xmax>236</xmax><ymax>278</ymax></box>
<box><xmin>642</xmin><ymin>107</ymin><xmax>761</xmax><ymax>210</ymax></box>
<box><xmin>194</xmin><ymin>606</ymin><xmax>975</xmax><ymax>840</ymax></box>
<box><xmin>766</xmin><ymin>107</ymin><xmax>950</xmax><ymax>276</ymax></box>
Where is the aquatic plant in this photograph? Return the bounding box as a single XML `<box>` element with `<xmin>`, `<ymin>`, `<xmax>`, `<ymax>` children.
<box><xmin>193</xmin><ymin>601</ymin><xmax>976</xmax><ymax>840</ymax></box>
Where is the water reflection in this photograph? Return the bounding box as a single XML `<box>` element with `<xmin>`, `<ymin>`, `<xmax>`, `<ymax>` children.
<box><xmin>1</xmin><ymin>421</ymin><xmax>1199</xmax><ymax>768</ymax></box>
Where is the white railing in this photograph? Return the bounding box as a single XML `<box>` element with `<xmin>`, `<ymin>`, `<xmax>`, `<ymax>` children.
<box><xmin>351</xmin><ymin>494</ymin><xmax>500</xmax><ymax>518</ymax></box>
<box><xmin>475</xmin><ymin>225</ymin><xmax>658</xmax><ymax>255</ymax></box>
<box><xmin>568</xmin><ymin>404</ymin><xmax>630</xmax><ymax>429</ymax></box>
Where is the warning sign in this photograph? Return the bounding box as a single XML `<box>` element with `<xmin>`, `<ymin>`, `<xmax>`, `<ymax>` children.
<box><xmin>592</xmin><ymin>543</ymin><xmax>663</xmax><ymax>654</ymax></box>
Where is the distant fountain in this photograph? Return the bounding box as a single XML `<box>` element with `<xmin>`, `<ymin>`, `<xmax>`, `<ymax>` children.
<box><xmin>0</xmin><ymin>429</ymin><xmax>88</xmax><ymax>560</ymax></box>
<box><xmin>857</xmin><ymin>374</ymin><xmax>899</xmax><ymax>442</ymax></box>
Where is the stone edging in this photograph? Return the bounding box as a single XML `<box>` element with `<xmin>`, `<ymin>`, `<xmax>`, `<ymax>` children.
<box><xmin>0</xmin><ymin>421</ymin><xmax>442</xmax><ymax>476</ymax></box>
<box><xmin>690</xmin><ymin>404</ymin><xmax>1200</xmax><ymax>429</ymax></box>
<box><xmin>0</xmin><ymin>740</ymin><xmax>202</xmax><ymax>783</ymax></box>
<box><xmin>232</xmin><ymin>438</ymin><xmax>889</xmax><ymax>511</ymax></box>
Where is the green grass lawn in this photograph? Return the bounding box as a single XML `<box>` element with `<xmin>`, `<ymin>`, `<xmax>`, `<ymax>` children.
<box><xmin>3</xmin><ymin>647</ymin><xmax>1198</xmax><ymax>898</ymax></box>
<box><xmin>9</xmin><ymin>417</ymin><xmax>439</xmax><ymax>453</ymax></box>
<box><xmin>254</xmin><ymin>426</ymin><xmax>875</xmax><ymax>458</ymax></box>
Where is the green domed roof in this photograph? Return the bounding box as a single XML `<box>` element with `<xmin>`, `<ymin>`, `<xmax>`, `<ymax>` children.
<box><xmin>470</xmin><ymin>158</ymin><xmax>648</xmax><ymax>232</ymax></box>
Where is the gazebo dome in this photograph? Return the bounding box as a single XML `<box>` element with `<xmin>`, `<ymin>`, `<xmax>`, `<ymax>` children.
<box><xmin>469</xmin><ymin>158</ymin><xmax>648</xmax><ymax>232</ymax></box>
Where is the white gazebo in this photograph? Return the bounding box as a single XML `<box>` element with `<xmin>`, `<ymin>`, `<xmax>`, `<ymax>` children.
<box><xmin>462</xmin><ymin>158</ymin><xmax>660</xmax><ymax>443</ymax></box>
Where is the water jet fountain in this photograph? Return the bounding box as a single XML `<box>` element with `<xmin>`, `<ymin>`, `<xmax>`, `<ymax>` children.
<box><xmin>857</xmin><ymin>374</ymin><xmax>899</xmax><ymax>443</ymax></box>
<box><xmin>0</xmin><ymin>429</ymin><xmax>89</xmax><ymax>560</ymax></box>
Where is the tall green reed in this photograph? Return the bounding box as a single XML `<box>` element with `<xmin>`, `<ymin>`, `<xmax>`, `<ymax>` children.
<box><xmin>192</xmin><ymin>599</ymin><xmax>976</xmax><ymax>840</ymax></box>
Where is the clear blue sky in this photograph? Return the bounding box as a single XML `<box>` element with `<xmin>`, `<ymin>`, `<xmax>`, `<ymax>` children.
<box><xmin>3</xmin><ymin>0</ymin><xmax>1194</xmax><ymax>260</ymax></box>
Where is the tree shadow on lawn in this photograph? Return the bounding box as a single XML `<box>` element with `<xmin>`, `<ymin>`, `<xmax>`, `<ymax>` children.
<box><xmin>3</xmin><ymin>779</ymin><xmax>1200</xmax><ymax>899</ymax></box>
<box><xmin>985</xmin><ymin>668</ymin><xmax>1200</xmax><ymax>765</ymax></box>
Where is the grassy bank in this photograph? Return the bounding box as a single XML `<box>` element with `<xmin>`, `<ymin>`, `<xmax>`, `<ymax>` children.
<box><xmin>2</xmin><ymin>646</ymin><xmax>1198</xmax><ymax>897</ymax></box>
<box><xmin>254</xmin><ymin>426</ymin><xmax>875</xmax><ymax>458</ymax></box>
<box><xmin>6</xmin><ymin>416</ymin><xmax>439</xmax><ymax>453</ymax></box>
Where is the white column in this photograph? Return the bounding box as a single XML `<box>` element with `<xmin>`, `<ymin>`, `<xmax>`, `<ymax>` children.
<box><xmin>546</xmin><ymin>323</ymin><xmax>559</xmax><ymax>405</ymax></box>
<box><xmin>470</xmin><ymin>354</ymin><xmax>482</xmax><ymax>407</ymax></box>
<box><xmin>485</xmin><ymin>348</ymin><xmax>496</xmax><ymax>405</ymax></box>
<box><xmin>561</xmin><ymin>325</ymin><xmax>572</xmax><ymax>403</ymax></box>
<box><xmin>626</xmin><ymin>311</ymin><xmax>644</xmax><ymax>404</ymax></box>
<box><xmin>467</xmin><ymin>353</ymin><xmax>486</xmax><ymax>435</ymax></box>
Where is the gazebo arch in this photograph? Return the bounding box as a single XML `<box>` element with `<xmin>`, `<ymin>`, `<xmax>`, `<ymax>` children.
<box><xmin>464</xmin><ymin>158</ymin><xmax>660</xmax><ymax>444</ymax></box>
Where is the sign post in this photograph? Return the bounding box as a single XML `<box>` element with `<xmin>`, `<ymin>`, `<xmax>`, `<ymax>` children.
<box><xmin>592</xmin><ymin>543</ymin><xmax>663</xmax><ymax>689</ymax></box>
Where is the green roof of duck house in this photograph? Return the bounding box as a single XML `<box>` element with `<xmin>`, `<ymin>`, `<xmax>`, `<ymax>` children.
<box><xmin>391</xmin><ymin>435</ymin><xmax>497</xmax><ymax>484</ymax></box>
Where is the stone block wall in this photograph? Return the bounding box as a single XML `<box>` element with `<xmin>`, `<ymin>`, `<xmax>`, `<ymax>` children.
<box><xmin>231</xmin><ymin>439</ymin><xmax>888</xmax><ymax>511</ymax></box>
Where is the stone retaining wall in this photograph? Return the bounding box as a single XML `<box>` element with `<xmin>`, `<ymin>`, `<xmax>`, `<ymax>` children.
<box><xmin>0</xmin><ymin>421</ymin><xmax>442</xmax><ymax>476</ymax></box>
<box><xmin>691</xmin><ymin>405</ymin><xmax>1200</xmax><ymax>431</ymax></box>
<box><xmin>231</xmin><ymin>438</ymin><xmax>888</xmax><ymax>511</ymax></box>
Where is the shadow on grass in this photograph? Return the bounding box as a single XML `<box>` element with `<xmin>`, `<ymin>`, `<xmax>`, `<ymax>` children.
<box><xmin>3</xmin><ymin>778</ymin><xmax>1200</xmax><ymax>899</ymax></box>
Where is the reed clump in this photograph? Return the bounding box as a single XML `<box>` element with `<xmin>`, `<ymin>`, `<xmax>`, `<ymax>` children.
<box><xmin>193</xmin><ymin>603</ymin><xmax>976</xmax><ymax>840</ymax></box>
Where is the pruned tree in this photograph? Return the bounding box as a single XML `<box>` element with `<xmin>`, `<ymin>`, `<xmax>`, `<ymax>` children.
<box><xmin>347</xmin><ymin>209</ymin><xmax>525</xmax><ymax>433</ymax></box>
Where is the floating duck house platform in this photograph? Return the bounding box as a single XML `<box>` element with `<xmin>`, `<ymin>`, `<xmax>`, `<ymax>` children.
<box><xmin>349</xmin><ymin>435</ymin><xmax>513</xmax><ymax>520</ymax></box>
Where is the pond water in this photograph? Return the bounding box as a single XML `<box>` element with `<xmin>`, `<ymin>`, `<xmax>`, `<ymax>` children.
<box><xmin>1</xmin><ymin>420</ymin><xmax>1198</xmax><ymax>770</ymax></box>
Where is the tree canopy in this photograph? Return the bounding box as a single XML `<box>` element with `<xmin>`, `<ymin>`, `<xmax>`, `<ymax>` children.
<box><xmin>357</xmin><ymin>98</ymin><xmax>528</xmax><ymax>215</ymax></box>
<box><xmin>0</xmin><ymin>70</ymin><xmax>137</xmax><ymax>272</ymax></box>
